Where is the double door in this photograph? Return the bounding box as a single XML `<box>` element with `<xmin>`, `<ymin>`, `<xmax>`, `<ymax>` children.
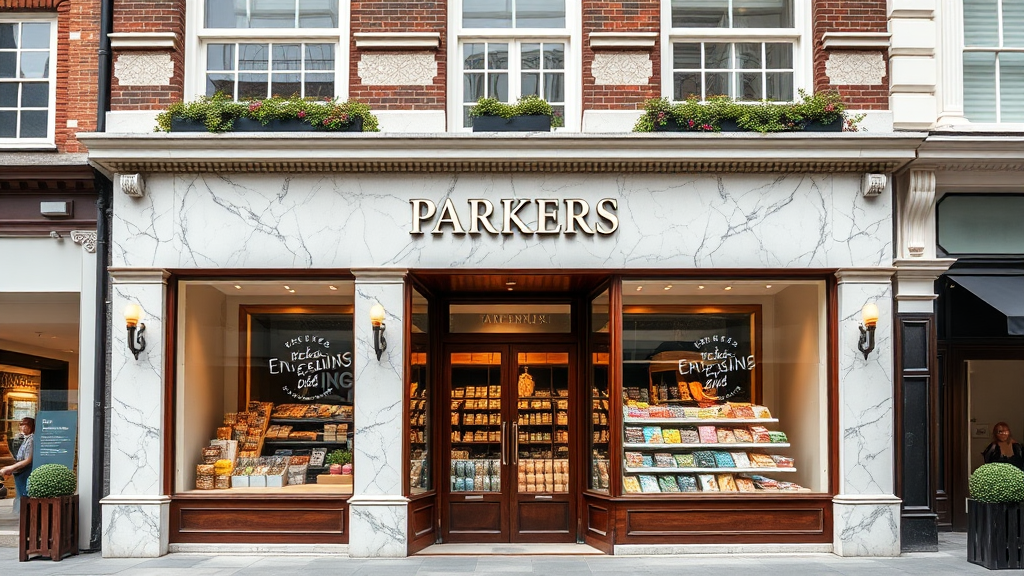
<box><xmin>442</xmin><ymin>344</ymin><xmax>576</xmax><ymax>543</ymax></box>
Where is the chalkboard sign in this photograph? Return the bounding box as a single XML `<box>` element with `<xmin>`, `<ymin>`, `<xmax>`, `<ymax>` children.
<box><xmin>32</xmin><ymin>410</ymin><xmax>78</xmax><ymax>471</ymax></box>
<box><xmin>244</xmin><ymin>307</ymin><xmax>355</xmax><ymax>405</ymax></box>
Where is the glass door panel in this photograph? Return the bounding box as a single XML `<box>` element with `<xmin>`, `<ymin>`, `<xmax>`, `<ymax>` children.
<box><xmin>515</xmin><ymin>352</ymin><xmax>570</xmax><ymax>494</ymax></box>
<box><xmin>449</xmin><ymin>351</ymin><xmax>503</xmax><ymax>494</ymax></box>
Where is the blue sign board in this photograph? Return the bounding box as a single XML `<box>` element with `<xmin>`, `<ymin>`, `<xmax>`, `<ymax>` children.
<box><xmin>32</xmin><ymin>410</ymin><xmax>78</xmax><ymax>471</ymax></box>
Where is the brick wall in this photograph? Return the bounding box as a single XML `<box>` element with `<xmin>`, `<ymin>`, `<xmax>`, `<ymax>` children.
<box><xmin>349</xmin><ymin>2</ymin><xmax>446</xmax><ymax>110</ymax></box>
<box><xmin>582</xmin><ymin>0</ymin><xmax>660</xmax><ymax>110</ymax></box>
<box><xmin>109</xmin><ymin>0</ymin><xmax>185</xmax><ymax>111</ymax></box>
<box><xmin>812</xmin><ymin>0</ymin><xmax>889</xmax><ymax>110</ymax></box>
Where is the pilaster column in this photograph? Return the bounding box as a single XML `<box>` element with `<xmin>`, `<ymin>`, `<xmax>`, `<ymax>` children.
<box><xmin>889</xmin><ymin>0</ymin><xmax>938</xmax><ymax>129</ymax></box>
<box><xmin>936</xmin><ymin>0</ymin><xmax>969</xmax><ymax>126</ymax></box>
<box><xmin>102</xmin><ymin>268</ymin><xmax>171</xmax><ymax>558</ymax></box>
<box><xmin>349</xmin><ymin>269</ymin><xmax>409</xmax><ymax>557</ymax></box>
<box><xmin>833</xmin><ymin>269</ymin><xmax>901</xmax><ymax>557</ymax></box>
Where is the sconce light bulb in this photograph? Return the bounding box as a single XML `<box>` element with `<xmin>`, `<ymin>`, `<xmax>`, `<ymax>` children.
<box><xmin>862</xmin><ymin>302</ymin><xmax>879</xmax><ymax>328</ymax></box>
<box><xmin>123</xmin><ymin>303</ymin><xmax>142</xmax><ymax>328</ymax></box>
<box><xmin>369</xmin><ymin>303</ymin><xmax>386</xmax><ymax>326</ymax></box>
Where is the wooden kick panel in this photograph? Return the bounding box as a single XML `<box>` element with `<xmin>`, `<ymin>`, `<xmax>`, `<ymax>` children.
<box><xmin>587</xmin><ymin>503</ymin><xmax>610</xmax><ymax>536</ymax></box>
<box><xmin>517</xmin><ymin>501</ymin><xmax>570</xmax><ymax>533</ymax></box>
<box><xmin>411</xmin><ymin>501</ymin><xmax>436</xmax><ymax>538</ymax></box>
<box><xmin>179</xmin><ymin>507</ymin><xmax>345</xmax><ymax>534</ymax></box>
<box><xmin>626</xmin><ymin>507</ymin><xmax>824</xmax><ymax>536</ymax></box>
<box><xmin>449</xmin><ymin>501</ymin><xmax>502</xmax><ymax>533</ymax></box>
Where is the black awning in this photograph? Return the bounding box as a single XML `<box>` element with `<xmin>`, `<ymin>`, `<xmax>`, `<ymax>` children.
<box><xmin>951</xmin><ymin>275</ymin><xmax>1024</xmax><ymax>335</ymax></box>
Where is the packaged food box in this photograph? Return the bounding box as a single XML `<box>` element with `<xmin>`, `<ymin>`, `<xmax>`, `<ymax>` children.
<box><xmin>736</xmin><ymin>477</ymin><xmax>757</xmax><ymax>492</ymax></box>
<box><xmin>625</xmin><ymin>426</ymin><xmax>645</xmax><ymax>443</ymax></box>
<box><xmin>639</xmin><ymin>475</ymin><xmax>661</xmax><ymax>493</ymax></box>
<box><xmin>624</xmin><ymin>452</ymin><xmax>644</xmax><ymax>468</ymax></box>
<box><xmin>732</xmin><ymin>452</ymin><xmax>752</xmax><ymax>468</ymax></box>
<box><xmin>698</xmin><ymin>426</ymin><xmax>718</xmax><ymax>444</ymax></box>
<box><xmin>772</xmin><ymin>455</ymin><xmax>795</xmax><ymax>468</ymax></box>
<box><xmin>717</xmin><ymin>474</ymin><xmax>738</xmax><ymax>492</ymax></box>
<box><xmin>692</xmin><ymin>451</ymin><xmax>716</xmax><ymax>468</ymax></box>
<box><xmin>731</xmin><ymin>405</ymin><xmax>756</xmax><ymax>419</ymax></box>
<box><xmin>654</xmin><ymin>453</ymin><xmax>676</xmax><ymax>468</ymax></box>
<box><xmin>752</xmin><ymin>405</ymin><xmax>772</xmax><ymax>419</ymax></box>
<box><xmin>659</xmin><ymin>475</ymin><xmax>681</xmax><ymax>492</ymax></box>
<box><xmin>640</xmin><ymin>454</ymin><xmax>655</xmax><ymax>467</ymax></box>
<box><xmin>750</xmin><ymin>426</ymin><xmax>772</xmax><ymax>443</ymax></box>
<box><xmin>679</xmin><ymin>427</ymin><xmax>700</xmax><ymax>444</ymax></box>
<box><xmin>662</xmin><ymin>429</ymin><xmax>681</xmax><ymax>444</ymax></box>
<box><xmin>716</xmin><ymin>429</ymin><xmax>737</xmax><ymax>443</ymax></box>
<box><xmin>677</xmin><ymin>475</ymin><xmax>699</xmax><ymax>492</ymax></box>
<box><xmin>749</xmin><ymin>453</ymin><xmax>777</xmax><ymax>467</ymax></box>
<box><xmin>768</xmin><ymin>430</ymin><xmax>789</xmax><ymax>443</ymax></box>
<box><xmin>733</xmin><ymin>428</ymin><xmax>754</xmax><ymax>443</ymax></box>
<box><xmin>674</xmin><ymin>453</ymin><xmax>695</xmax><ymax>468</ymax></box>
<box><xmin>698</xmin><ymin>474</ymin><xmax>719</xmax><ymax>492</ymax></box>
<box><xmin>623</xmin><ymin>476</ymin><xmax>642</xmax><ymax>493</ymax></box>
<box><xmin>642</xmin><ymin>426</ymin><xmax>664</xmax><ymax>443</ymax></box>
<box><xmin>713</xmin><ymin>451</ymin><xmax>736</xmax><ymax>468</ymax></box>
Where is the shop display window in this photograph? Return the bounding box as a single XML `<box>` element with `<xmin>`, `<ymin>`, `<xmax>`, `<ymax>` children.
<box><xmin>175</xmin><ymin>280</ymin><xmax>355</xmax><ymax>495</ymax></box>
<box><xmin>410</xmin><ymin>288</ymin><xmax>431</xmax><ymax>494</ymax></box>
<box><xmin>619</xmin><ymin>279</ymin><xmax>828</xmax><ymax>496</ymax></box>
<box><xmin>589</xmin><ymin>289</ymin><xmax>610</xmax><ymax>493</ymax></box>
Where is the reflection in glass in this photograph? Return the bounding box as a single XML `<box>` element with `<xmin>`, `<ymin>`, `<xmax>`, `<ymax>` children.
<box><xmin>488</xmin><ymin>73</ymin><xmax>509</xmax><ymax>103</ymax></box>
<box><xmin>543</xmin><ymin>72</ymin><xmax>563</xmax><ymax>102</ymax></box>
<box><xmin>488</xmin><ymin>44</ymin><xmax>509</xmax><ymax>70</ymax></box>
<box><xmin>298</xmin><ymin>0</ymin><xmax>339</xmax><ymax>27</ymax></box>
<box><xmin>450</xmin><ymin>352</ymin><xmax>502</xmax><ymax>493</ymax></box>
<box><xmin>206</xmin><ymin>73</ymin><xmax>235</xmax><ymax>97</ymax></box>
<box><xmin>207</xmin><ymin>44</ymin><xmax>235</xmax><ymax>71</ymax></box>
<box><xmin>517</xmin><ymin>0</ymin><xmax>565</xmax><ymax>28</ymax></box>
<box><xmin>0</xmin><ymin>24</ymin><xmax>17</xmax><ymax>49</ymax></box>
<box><xmin>733</xmin><ymin>0</ymin><xmax>792</xmax><ymax>28</ymax></box>
<box><xmin>0</xmin><ymin>110</ymin><xmax>15</xmax><ymax>137</ymax></box>
<box><xmin>464</xmin><ymin>43</ymin><xmax>485</xmax><ymax>70</ymax></box>
<box><xmin>305</xmin><ymin>44</ymin><xmax>334</xmax><ymax>70</ymax></box>
<box><xmin>21</xmin><ymin>82</ymin><xmax>47</xmax><ymax>107</ymax></box>
<box><xmin>516</xmin><ymin>353</ymin><xmax>569</xmax><ymax>494</ymax></box>
<box><xmin>765</xmin><ymin>72</ymin><xmax>793</xmax><ymax>101</ymax></box>
<box><xmin>238</xmin><ymin>73</ymin><xmax>268</xmax><ymax>99</ymax></box>
<box><xmin>20</xmin><ymin>52</ymin><xmax>49</xmax><ymax>79</ymax></box>
<box><xmin>271</xmin><ymin>73</ymin><xmax>301</xmax><ymax>98</ymax></box>
<box><xmin>765</xmin><ymin>43</ymin><xmax>793</xmax><ymax>69</ymax></box>
<box><xmin>304</xmin><ymin>73</ymin><xmax>334</xmax><ymax>98</ymax></box>
<box><xmin>738</xmin><ymin>72</ymin><xmax>761</xmax><ymax>101</ymax></box>
<box><xmin>463</xmin><ymin>0</ymin><xmax>513</xmax><ymax>28</ymax></box>
<box><xmin>19</xmin><ymin>109</ymin><xmax>46</xmax><ymax>138</ymax></box>
<box><xmin>410</xmin><ymin>289</ymin><xmax>431</xmax><ymax>494</ymax></box>
<box><xmin>0</xmin><ymin>83</ymin><xmax>15</xmax><ymax>106</ymax></box>
<box><xmin>0</xmin><ymin>52</ymin><xmax>13</xmax><ymax>78</ymax></box>
<box><xmin>672</xmin><ymin>0</ymin><xmax>728</xmax><ymax>27</ymax></box>
<box><xmin>239</xmin><ymin>43</ymin><xmax>269</xmax><ymax>70</ymax></box>
<box><xmin>704</xmin><ymin>43</ymin><xmax>730</xmax><ymax>70</ymax></box>
<box><xmin>589</xmin><ymin>290</ymin><xmax>610</xmax><ymax>493</ymax></box>
<box><xmin>674</xmin><ymin>72</ymin><xmax>700</xmax><ymax>100</ymax></box>
<box><xmin>273</xmin><ymin>44</ymin><xmax>301</xmax><ymax>70</ymax></box>
<box><xmin>736</xmin><ymin>43</ymin><xmax>760</xmax><ymax>70</ymax></box>
<box><xmin>21</xmin><ymin>23</ymin><xmax>50</xmax><ymax>49</ymax></box>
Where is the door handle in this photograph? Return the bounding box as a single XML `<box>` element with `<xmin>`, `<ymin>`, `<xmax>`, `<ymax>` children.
<box><xmin>512</xmin><ymin>422</ymin><xmax>519</xmax><ymax>465</ymax></box>
<box><xmin>501</xmin><ymin>421</ymin><xmax>507</xmax><ymax>465</ymax></box>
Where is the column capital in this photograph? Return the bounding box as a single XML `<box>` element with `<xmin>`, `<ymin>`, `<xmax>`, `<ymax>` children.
<box><xmin>351</xmin><ymin>268</ymin><xmax>408</xmax><ymax>283</ymax></box>
<box><xmin>109</xmin><ymin>268</ymin><xmax>170</xmax><ymax>284</ymax></box>
<box><xmin>835</xmin><ymin>268</ymin><xmax>896</xmax><ymax>283</ymax></box>
<box><xmin>893</xmin><ymin>258</ymin><xmax>957</xmax><ymax>313</ymax></box>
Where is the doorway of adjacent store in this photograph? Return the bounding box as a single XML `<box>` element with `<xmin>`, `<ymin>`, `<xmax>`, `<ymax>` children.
<box><xmin>967</xmin><ymin>360</ymin><xmax>1024</xmax><ymax>475</ymax></box>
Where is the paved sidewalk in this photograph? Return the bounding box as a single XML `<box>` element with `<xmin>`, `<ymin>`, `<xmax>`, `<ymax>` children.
<box><xmin>2</xmin><ymin>533</ymin><xmax>989</xmax><ymax>575</ymax></box>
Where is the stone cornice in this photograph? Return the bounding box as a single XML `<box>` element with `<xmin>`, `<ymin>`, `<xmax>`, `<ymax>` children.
<box><xmin>353</xmin><ymin>32</ymin><xmax>440</xmax><ymax>49</ymax></box>
<box><xmin>822</xmin><ymin>32</ymin><xmax>892</xmax><ymax>50</ymax></box>
<box><xmin>589</xmin><ymin>32</ymin><xmax>659</xmax><ymax>49</ymax></box>
<box><xmin>78</xmin><ymin>132</ymin><xmax>926</xmax><ymax>176</ymax></box>
<box><xmin>911</xmin><ymin>134</ymin><xmax>1024</xmax><ymax>171</ymax></box>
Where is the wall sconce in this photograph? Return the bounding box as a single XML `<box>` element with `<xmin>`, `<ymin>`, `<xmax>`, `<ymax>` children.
<box><xmin>369</xmin><ymin>303</ymin><xmax>387</xmax><ymax>361</ymax></box>
<box><xmin>858</xmin><ymin>302</ymin><xmax>879</xmax><ymax>359</ymax></box>
<box><xmin>124</xmin><ymin>303</ymin><xmax>146</xmax><ymax>360</ymax></box>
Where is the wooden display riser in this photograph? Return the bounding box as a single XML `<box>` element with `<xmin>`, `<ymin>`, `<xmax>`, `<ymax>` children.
<box><xmin>178</xmin><ymin>484</ymin><xmax>352</xmax><ymax>496</ymax></box>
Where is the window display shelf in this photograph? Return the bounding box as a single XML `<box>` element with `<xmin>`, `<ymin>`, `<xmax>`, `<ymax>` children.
<box><xmin>624</xmin><ymin>417</ymin><xmax>778</xmax><ymax>425</ymax></box>
<box><xmin>263</xmin><ymin>439</ymin><xmax>349</xmax><ymax>447</ymax></box>
<box><xmin>624</xmin><ymin>466</ymin><xmax>797</xmax><ymax>474</ymax></box>
<box><xmin>623</xmin><ymin>442</ymin><xmax>790</xmax><ymax>449</ymax></box>
<box><xmin>269</xmin><ymin>417</ymin><xmax>353</xmax><ymax>424</ymax></box>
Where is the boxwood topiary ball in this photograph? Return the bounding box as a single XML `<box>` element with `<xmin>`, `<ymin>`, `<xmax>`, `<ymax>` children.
<box><xmin>27</xmin><ymin>464</ymin><xmax>77</xmax><ymax>498</ymax></box>
<box><xmin>970</xmin><ymin>463</ymin><xmax>1024</xmax><ymax>503</ymax></box>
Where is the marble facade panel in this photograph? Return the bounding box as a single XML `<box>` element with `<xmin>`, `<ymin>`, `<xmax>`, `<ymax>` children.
<box><xmin>101</xmin><ymin>498</ymin><xmax>170</xmax><ymax>558</ymax></box>
<box><xmin>833</xmin><ymin>499</ymin><xmax>901</xmax><ymax>557</ymax></box>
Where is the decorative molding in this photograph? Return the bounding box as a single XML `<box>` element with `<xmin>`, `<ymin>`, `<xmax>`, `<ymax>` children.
<box><xmin>822</xmin><ymin>32</ymin><xmax>892</xmax><ymax>50</ymax></box>
<box><xmin>114</xmin><ymin>53</ymin><xmax>174</xmax><ymax>87</ymax></box>
<box><xmin>589</xmin><ymin>32</ymin><xmax>658</xmax><ymax>49</ymax></box>
<box><xmin>358</xmin><ymin>53</ymin><xmax>436</xmax><ymax>86</ymax></box>
<box><xmin>70</xmin><ymin>230</ymin><xmax>98</xmax><ymax>253</ymax></box>
<box><xmin>591</xmin><ymin>52</ymin><xmax>652</xmax><ymax>86</ymax></box>
<box><xmin>108</xmin><ymin>268</ymin><xmax>170</xmax><ymax>284</ymax></box>
<box><xmin>120</xmin><ymin>173</ymin><xmax>145</xmax><ymax>198</ymax></box>
<box><xmin>353</xmin><ymin>33</ymin><xmax>440</xmax><ymax>49</ymax></box>
<box><xmin>834</xmin><ymin>268</ymin><xmax>897</xmax><ymax>283</ymax></box>
<box><xmin>107</xmin><ymin>32</ymin><xmax>178</xmax><ymax>51</ymax></box>
<box><xmin>902</xmin><ymin>170</ymin><xmax>936</xmax><ymax>258</ymax></box>
<box><xmin>825</xmin><ymin>52</ymin><xmax>886</xmax><ymax>86</ymax></box>
<box><xmin>861</xmin><ymin>173</ymin><xmax>887</xmax><ymax>197</ymax></box>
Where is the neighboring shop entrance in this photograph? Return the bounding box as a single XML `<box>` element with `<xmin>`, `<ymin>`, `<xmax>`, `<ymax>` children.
<box><xmin>441</xmin><ymin>343</ymin><xmax>576</xmax><ymax>543</ymax></box>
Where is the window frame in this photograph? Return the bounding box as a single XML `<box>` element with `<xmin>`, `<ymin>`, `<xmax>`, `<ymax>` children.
<box><xmin>183</xmin><ymin>0</ymin><xmax>349</xmax><ymax>101</ymax></box>
<box><xmin>0</xmin><ymin>14</ymin><xmax>58</xmax><ymax>149</ymax></box>
<box><xmin>448</xmin><ymin>0</ymin><xmax>581</xmax><ymax>131</ymax></box>
<box><xmin>961</xmin><ymin>0</ymin><xmax>1024</xmax><ymax>125</ymax></box>
<box><xmin>660</xmin><ymin>0</ymin><xmax>811</xmax><ymax>103</ymax></box>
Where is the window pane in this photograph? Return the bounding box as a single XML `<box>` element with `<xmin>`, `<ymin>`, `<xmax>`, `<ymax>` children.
<box><xmin>206</xmin><ymin>73</ymin><xmax>235</xmax><ymax>97</ymax></box>
<box><xmin>305</xmin><ymin>44</ymin><xmax>334</xmax><ymax>70</ymax></box>
<box><xmin>544</xmin><ymin>43</ymin><xmax>564</xmax><ymax>69</ymax></box>
<box><xmin>517</xmin><ymin>0</ymin><xmax>566</xmax><ymax>28</ymax></box>
<box><xmin>304</xmin><ymin>72</ymin><xmax>333</xmax><ymax>98</ymax></box>
<box><xmin>1005</xmin><ymin>0</ymin><xmax>1024</xmax><ymax>48</ymax></box>
<box><xmin>1000</xmin><ymin>52</ymin><xmax>1024</xmax><ymax>122</ymax></box>
<box><xmin>206</xmin><ymin>0</ymin><xmax>247</xmax><ymax>28</ymax></box>
<box><xmin>0</xmin><ymin>24</ymin><xmax>16</xmax><ymax>49</ymax></box>
<box><xmin>0</xmin><ymin>110</ymin><xmax>14</xmax><ymax>137</ymax></box>
<box><xmin>271</xmin><ymin>72</ymin><xmax>300</xmax><ymax>97</ymax></box>
<box><xmin>938</xmin><ymin>196</ymin><xmax>1024</xmax><ymax>254</ymax></box>
<box><xmin>522</xmin><ymin>43</ymin><xmax>540</xmax><ymax>70</ymax></box>
<box><xmin>0</xmin><ymin>52</ymin><xmax>14</xmax><ymax>78</ymax></box>
<box><xmin>238</xmin><ymin>72</ymin><xmax>268</xmax><ymax>99</ymax></box>
<box><xmin>736</xmin><ymin>43</ymin><xmax>761</xmax><ymax>69</ymax></box>
<box><xmin>463</xmin><ymin>0</ymin><xmax>513</xmax><ymax>28</ymax></box>
<box><xmin>207</xmin><ymin>44</ymin><xmax>235</xmax><ymax>71</ymax></box>
<box><xmin>298</xmin><ymin>0</ymin><xmax>338</xmax><ymax>27</ymax></box>
<box><xmin>522</xmin><ymin>72</ymin><xmax>540</xmax><ymax>96</ymax></box>
<box><xmin>488</xmin><ymin>44</ymin><xmax>509</xmax><ymax>70</ymax></box>
<box><xmin>21</xmin><ymin>22</ymin><xmax>50</xmax><ymax>49</ymax></box>
<box><xmin>250</xmin><ymin>0</ymin><xmax>297</xmax><ymax>28</ymax></box>
<box><xmin>488</xmin><ymin>72</ymin><xmax>508</xmax><ymax>101</ymax></box>
<box><xmin>464</xmin><ymin>72</ymin><xmax>485</xmax><ymax>102</ymax></box>
<box><xmin>544</xmin><ymin>72</ymin><xmax>563</xmax><ymax>102</ymax></box>
<box><xmin>963</xmin><ymin>51</ymin><xmax>997</xmax><ymax>122</ymax></box>
<box><xmin>464</xmin><ymin>43</ymin><xmax>485</xmax><ymax>70</ymax></box>
<box><xmin>964</xmin><ymin>0</ymin><xmax>998</xmax><ymax>46</ymax></box>
<box><xmin>734</xmin><ymin>0</ymin><xmax>792</xmax><ymax>28</ymax></box>
<box><xmin>674</xmin><ymin>71</ymin><xmax>700</xmax><ymax>100</ymax></box>
<box><xmin>672</xmin><ymin>0</ymin><xmax>728</xmax><ymax>27</ymax></box>
<box><xmin>738</xmin><ymin>72</ymin><xmax>762</xmax><ymax>100</ymax></box>
<box><xmin>21</xmin><ymin>82</ymin><xmax>47</xmax><ymax>107</ymax></box>
<box><xmin>705</xmin><ymin>43</ymin><xmax>730</xmax><ymax>69</ymax></box>
<box><xmin>673</xmin><ymin>43</ymin><xmax>701</xmax><ymax>69</ymax></box>
<box><xmin>20</xmin><ymin>52</ymin><xmax>49</xmax><ymax>79</ymax></box>
<box><xmin>765</xmin><ymin>71</ymin><xmax>793</xmax><ymax>101</ymax></box>
<box><xmin>463</xmin><ymin>105</ymin><xmax>473</xmax><ymax>128</ymax></box>
<box><xmin>765</xmin><ymin>43</ymin><xmax>792</xmax><ymax>69</ymax></box>
<box><xmin>239</xmin><ymin>44</ymin><xmax>269</xmax><ymax>70</ymax></box>
<box><xmin>20</xmin><ymin>109</ymin><xmax>46</xmax><ymax>137</ymax></box>
<box><xmin>706</xmin><ymin>72</ymin><xmax>730</xmax><ymax>97</ymax></box>
<box><xmin>272</xmin><ymin>44</ymin><xmax>301</xmax><ymax>70</ymax></box>
<box><xmin>0</xmin><ymin>83</ymin><xmax>15</xmax><ymax>106</ymax></box>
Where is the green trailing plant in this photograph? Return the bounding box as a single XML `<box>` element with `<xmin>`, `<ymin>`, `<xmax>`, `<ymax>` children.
<box><xmin>27</xmin><ymin>463</ymin><xmax>77</xmax><ymax>498</ymax></box>
<box><xmin>155</xmin><ymin>94</ymin><xmax>380</xmax><ymax>133</ymax></box>
<box><xmin>325</xmin><ymin>449</ymin><xmax>352</xmax><ymax>467</ymax></box>
<box><xmin>969</xmin><ymin>463</ymin><xmax>1024</xmax><ymax>503</ymax></box>
<box><xmin>469</xmin><ymin>95</ymin><xmax>565</xmax><ymax>128</ymax></box>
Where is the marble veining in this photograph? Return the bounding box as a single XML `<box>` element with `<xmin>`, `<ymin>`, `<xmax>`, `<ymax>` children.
<box><xmin>349</xmin><ymin>504</ymin><xmax>407</xmax><ymax>558</ymax></box>
<box><xmin>834</xmin><ymin>502</ymin><xmax>900</xmax><ymax>557</ymax></box>
<box><xmin>113</xmin><ymin>173</ymin><xmax>892</xmax><ymax>271</ymax></box>
<box><xmin>103</xmin><ymin>504</ymin><xmax>164</xmax><ymax>557</ymax></box>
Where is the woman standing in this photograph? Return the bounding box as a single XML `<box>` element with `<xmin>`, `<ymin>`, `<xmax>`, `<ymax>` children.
<box><xmin>0</xmin><ymin>417</ymin><xmax>34</xmax><ymax>508</ymax></box>
<box><xmin>982</xmin><ymin>421</ymin><xmax>1024</xmax><ymax>471</ymax></box>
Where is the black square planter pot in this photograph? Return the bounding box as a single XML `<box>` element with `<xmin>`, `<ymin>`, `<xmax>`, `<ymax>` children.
<box><xmin>472</xmin><ymin>114</ymin><xmax>551</xmax><ymax>132</ymax></box>
<box><xmin>968</xmin><ymin>499</ymin><xmax>1024</xmax><ymax>569</ymax></box>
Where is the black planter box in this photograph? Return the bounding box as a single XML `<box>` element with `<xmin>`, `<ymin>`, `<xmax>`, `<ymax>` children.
<box><xmin>802</xmin><ymin>120</ymin><xmax>843</xmax><ymax>132</ymax></box>
<box><xmin>169</xmin><ymin>116</ymin><xmax>363</xmax><ymax>133</ymax></box>
<box><xmin>968</xmin><ymin>499</ymin><xmax>1024</xmax><ymax>569</ymax></box>
<box><xmin>169</xmin><ymin>118</ymin><xmax>211</xmax><ymax>132</ymax></box>
<box><xmin>652</xmin><ymin>119</ymin><xmax>711</xmax><ymax>132</ymax></box>
<box><xmin>717</xmin><ymin>119</ymin><xmax>742</xmax><ymax>132</ymax></box>
<box><xmin>473</xmin><ymin>114</ymin><xmax>551</xmax><ymax>132</ymax></box>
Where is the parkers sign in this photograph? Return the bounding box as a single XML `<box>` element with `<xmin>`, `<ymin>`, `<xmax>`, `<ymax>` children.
<box><xmin>410</xmin><ymin>198</ymin><xmax>619</xmax><ymax>235</ymax></box>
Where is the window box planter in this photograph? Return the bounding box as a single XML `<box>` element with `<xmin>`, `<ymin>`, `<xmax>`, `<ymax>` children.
<box><xmin>19</xmin><ymin>495</ymin><xmax>78</xmax><ymax>562</ymax></box>
<box><xmin>168</xmin><ymin>116</ymin><xmax>364</xmax><ymax>133</ymax></box>
<box><xmin>801</xmin><ymin>120</ymin><xmax>843</xmax><ymax>132</ymax></box>
<box><xmin>472</xmin><ymin>114</ymin><xmax>551</xmax><ymax>132</ymax></box>
<box><xmin>169</xmin><ymin>118</ymin><xmax>215</xmax><ymax>132</ymax></box>
<box><xmin>968</xmin><ymin>499</ymin><xmax>1024</xmax><ymax>569</ymax></box>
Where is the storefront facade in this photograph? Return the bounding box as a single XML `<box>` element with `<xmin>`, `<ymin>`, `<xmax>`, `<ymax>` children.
<box><xmin>83</xmin><ymin>132</ymin><xmax>921</xmax><ymax>557</ymax></box>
